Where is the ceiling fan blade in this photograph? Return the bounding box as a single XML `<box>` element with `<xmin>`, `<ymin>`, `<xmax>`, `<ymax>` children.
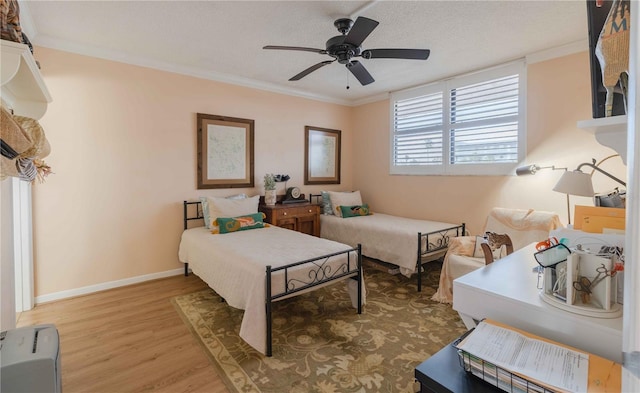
<box><xmin>362</xmin><ymin>49</ymin><xmax>431</xmax><ymax>60</ymax></box>
<box><xmin>346</xmin><ymin>60</ymin><xmax>374</xmax><ymax>86</ymax></box>
<box><xmin>263</xmin><ymin>45</ymin><xmax>327</xmax><ymax>54</ymax></box>
<box><xmin>289</xmin><ymin>60</ymin><xmax>334</xmax><ymax>81</ymax></box>
<box><xmin>344</xmin><ymin>16</ymin><xmax>379</xmax><ymax>47</ymax></box>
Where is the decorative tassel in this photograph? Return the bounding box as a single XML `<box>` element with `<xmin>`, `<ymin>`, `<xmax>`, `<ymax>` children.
<box><xmin>33</xmin><ymin>159</ymin><xmax>53</xmax><ymax>183</ymax></box>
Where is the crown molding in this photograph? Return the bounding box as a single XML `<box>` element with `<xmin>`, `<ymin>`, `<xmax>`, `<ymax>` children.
<box><xmin>526</xmin><ymin>39</ymin><xmax>589</xmax><ymax>64</ymax></box>
<box><xmin>20</xmin><ymin>0</ymin><xmax>590</xmax><ymax>111</ymax></box>
<box><xmin>19</xmin><ymin>0</ymin><xmax>355</xmax><ymax>105</ymax></box>
<box><xmin>30</xmin><ymin>33</ymin><xmax>357</xmax><ymax>107</ymax></box>
<box><xmin>352</xmin><ymin>92</ymin><xmax>390</xmax><ymax>106</ymax></box>
<box><xmin>28</xmin><ymin>34</ymin><xmax>592</xmax><ymax>108</ymax></box>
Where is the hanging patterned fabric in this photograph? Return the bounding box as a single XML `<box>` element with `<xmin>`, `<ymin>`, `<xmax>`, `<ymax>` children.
<box><xmin>0</xmin><ymin>0</ymin><xmax>23</xmax><ymax>43</ymax></box>
<box><xmin>595</xmin><ymin>0</ymin><xmax>630</xmax><ymax>116</ymax></box>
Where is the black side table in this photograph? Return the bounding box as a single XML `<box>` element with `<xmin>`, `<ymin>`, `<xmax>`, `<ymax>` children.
<box><xmin>414</xmin><ymin>337</ymin><xmax>500</xmax><ymax>393</ymax></box>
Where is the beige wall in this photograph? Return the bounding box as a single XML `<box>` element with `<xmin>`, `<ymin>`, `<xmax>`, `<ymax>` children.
<box><xmin>33</xmin><ymin>47</ymin><xmax>353</xmax><ymax>297</ymax></box>
<box><xmin>33</xmin><ymin>48</ymin><xmax>627</xmax><ymax>299</ymax></box>
<box><xmin>352</xmin><ymin>51</ymin><xmax>626</xmax><ymax>234</ymax></box>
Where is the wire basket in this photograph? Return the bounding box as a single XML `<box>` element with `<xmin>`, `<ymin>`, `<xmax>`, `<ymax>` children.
<box><xmin>456</xmin><ymin>347</ymin><xmax>556</xmax><ymax>393</ymax></box>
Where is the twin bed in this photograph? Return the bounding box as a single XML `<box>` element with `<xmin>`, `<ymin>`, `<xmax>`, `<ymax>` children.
<box><xmin>178</xmin><ymin>192</ymin><xmax>464</xmax><ymax>356</ymax></box>
<box><xmin>310</xmin><ymin>192</ymin><xmax>465</xmax><ymax>291</ymax></box>
<box><xmin>179</xmin><ymin>200</ymin><xmax>363</xmax><ymax>356</ymax></box>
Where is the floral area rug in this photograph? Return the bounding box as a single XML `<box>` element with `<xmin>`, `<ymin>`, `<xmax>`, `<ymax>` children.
<box><xmin>172</xmin><ymin>260</ymin><xmax>466</xmax><ymax>393</ymax></box>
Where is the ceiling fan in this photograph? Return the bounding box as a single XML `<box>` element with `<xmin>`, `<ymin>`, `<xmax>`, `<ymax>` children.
<box><xmin>263</xmin><ymin>16</ymin><xmax>430</xmax><ymax>86</ymax></box>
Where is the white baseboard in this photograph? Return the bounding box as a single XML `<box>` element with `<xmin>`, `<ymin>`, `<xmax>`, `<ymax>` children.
<box><xmin>34</xmin><ymin>268</ymin><xmax>185</xmax><ymax>304</ymax></box>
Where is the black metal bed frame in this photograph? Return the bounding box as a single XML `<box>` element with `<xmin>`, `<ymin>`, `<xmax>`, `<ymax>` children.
<box><xmin>308</xmin><ymin>194</ymin><xmax>465</xmax><ymax>292</ymax></box>
<box><xmin>182</xmin><ymin>200</ymin><xmax>363</xmax><ymax>357</ymax></box>
<box><xmin>415</xmin><ymin>224</ymin><xmax>465</xmax><ymax>291</ymax></box>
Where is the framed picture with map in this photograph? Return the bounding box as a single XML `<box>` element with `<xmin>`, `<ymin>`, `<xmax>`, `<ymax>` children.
<box><xmin>304</xmin><ymin>126</ymin><xmax>341</xmax><ymax>185</ymax></box>
<box><xmin>197</xmin><ymin>113</ymin><xmax>254</xmax><ymax>189</ymax></box>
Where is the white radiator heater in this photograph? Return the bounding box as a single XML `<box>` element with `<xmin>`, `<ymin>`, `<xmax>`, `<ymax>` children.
<box><xmin>0</xmin><ymin>324</ymin><xmax>61</xmax><ymax>393</ymax></box>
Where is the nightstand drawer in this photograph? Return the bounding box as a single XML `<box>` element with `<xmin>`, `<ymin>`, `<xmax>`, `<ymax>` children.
<box><xmin>276</xmin><ymin>205</ymin><xmax>318</xmax><ymax>218</ymax></box>
<box><xmin>259</xmin><ymin>203</ymin><xmax>321</xmax><ymax>237</ymax></box>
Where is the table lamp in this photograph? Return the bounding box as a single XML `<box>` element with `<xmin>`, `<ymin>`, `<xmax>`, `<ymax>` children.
<box><xmin>553</xmin><ymin>170</ymin><xmax>595</xmax><ymax>197</ymax></box>
<box><xmin>553</xmin><ymin>159</ymin><xmax>626</xmax><ymax>197</ymax></box>
<box><xmin>517</xmin><ymin>157</ymin><xmax>626</xmax><ymax>225</ymax></box>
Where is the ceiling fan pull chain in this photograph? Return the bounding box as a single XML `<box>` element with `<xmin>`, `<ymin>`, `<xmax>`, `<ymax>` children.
<box><xmin>346</xmin><ymin>70</ymin><xmax>350</xmax><ymax>90</ymax></box>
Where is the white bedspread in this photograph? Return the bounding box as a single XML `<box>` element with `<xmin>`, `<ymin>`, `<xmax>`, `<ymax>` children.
<box><xmin>178</xmin><ymin>225</ymin><xmax>362</xmax><ymax>354</ymax></box>
<box><xmin>320</xmin><ymin>213</ymin><xmax>459</xmax><ymax>277</ymax></box>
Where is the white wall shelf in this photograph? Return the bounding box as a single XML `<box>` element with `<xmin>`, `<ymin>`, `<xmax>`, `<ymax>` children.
<box><xmin>1</xmin><ymin>39</ymin><xmax>52</xmax><ymax>120</ymax></box>
<box><xmin>0</xmin><ymin>39</ymin><xmax>52</xmax><ymax>329</ymax></box>
<box><xmin>577</xmin><ymin>115</ymin><xmax>628</xmax><ymax>164</ymax></box>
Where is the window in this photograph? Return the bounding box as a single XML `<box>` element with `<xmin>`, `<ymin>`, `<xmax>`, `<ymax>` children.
<box><xmin>390</xmin><ymin>61</ymin><xmax>526</xmax><ymax>175</ymax></box>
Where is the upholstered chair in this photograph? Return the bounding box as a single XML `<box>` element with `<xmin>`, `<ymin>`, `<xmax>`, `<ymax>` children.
<box><xmin>431</xmin><ymin>207</ymin><xmax>562</xmax><ymax>304</ymax></box>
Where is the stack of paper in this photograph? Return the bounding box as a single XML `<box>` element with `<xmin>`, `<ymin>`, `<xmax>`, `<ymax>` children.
<box><xmin>456</xmin><ymin>321</ymin><xmax>589</xmax><ymax>393</ymax></box>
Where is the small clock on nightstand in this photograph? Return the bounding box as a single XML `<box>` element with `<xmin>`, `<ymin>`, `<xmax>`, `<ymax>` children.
<box><xmin>282</xmin><ymin>187</ymin><xmax>306</xmax><ymax>204</ymax></box>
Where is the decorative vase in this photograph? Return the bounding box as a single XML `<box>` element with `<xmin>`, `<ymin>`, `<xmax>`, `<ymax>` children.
<box><xmin>265</xmin><ymin>189</ymin><xmax>276</xmax><ymax>205</ymax></box>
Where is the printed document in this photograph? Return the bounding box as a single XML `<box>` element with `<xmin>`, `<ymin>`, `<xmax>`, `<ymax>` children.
<box><xmin>457</xmin><ymin>321</ymin><xmax>589</xmax><ymax>392</ymax></box>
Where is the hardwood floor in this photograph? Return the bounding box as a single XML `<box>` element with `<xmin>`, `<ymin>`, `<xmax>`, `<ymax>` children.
<box><xmin>17</xmin><ymin>274</ymin><xmax>231</xmax><ymax>393</ymax></box>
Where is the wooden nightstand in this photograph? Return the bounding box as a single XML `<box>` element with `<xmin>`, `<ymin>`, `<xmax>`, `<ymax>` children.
<box><xmin>259</xmin><ymin>203</ymin><xmax>320</xmax><ymax>237</ymax></box>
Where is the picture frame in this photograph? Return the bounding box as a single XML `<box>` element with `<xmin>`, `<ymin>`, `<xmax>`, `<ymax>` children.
<box><xmin>304</xmin><ymin>126</ymin><xmax>341</xmax><ymax>185</ymax></box>
<box><xmin>197</xmin><ymin>113</ymin><xmax>254</xmax><ymax>189</ymax></box>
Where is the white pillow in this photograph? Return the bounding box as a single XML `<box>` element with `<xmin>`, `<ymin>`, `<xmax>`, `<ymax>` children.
<box><xmin>327</xmin><ymin>191</ymin><xmax>363</xmax><ymax>217</ymax></box>
<box><xmin>199</xmin><ymin>193</ymin><xmax>247</xmax><ymax>229</ymax></box>
<box><xmin>206</xmin><ymin>195</ymin><xmax>259</xmax><ymax>230</ymax></box>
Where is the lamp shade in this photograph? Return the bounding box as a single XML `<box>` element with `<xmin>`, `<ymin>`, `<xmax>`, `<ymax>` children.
<box><xmin>552</xmin><ymin>170</ymin><xmax>594</xmax><ymax>197</ymax></box>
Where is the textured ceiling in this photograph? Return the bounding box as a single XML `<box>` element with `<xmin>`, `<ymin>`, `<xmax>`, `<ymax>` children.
<box><xmin>21</xmin><ymin>1</ymin><xmax>589</xmax><ymax>105</ymax></box>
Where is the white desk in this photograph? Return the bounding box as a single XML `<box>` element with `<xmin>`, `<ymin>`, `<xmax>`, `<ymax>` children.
<box><xmin>453</xmin><ymin>243</ymin><xmax>623</xmax><ymax>362</ymax></box>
